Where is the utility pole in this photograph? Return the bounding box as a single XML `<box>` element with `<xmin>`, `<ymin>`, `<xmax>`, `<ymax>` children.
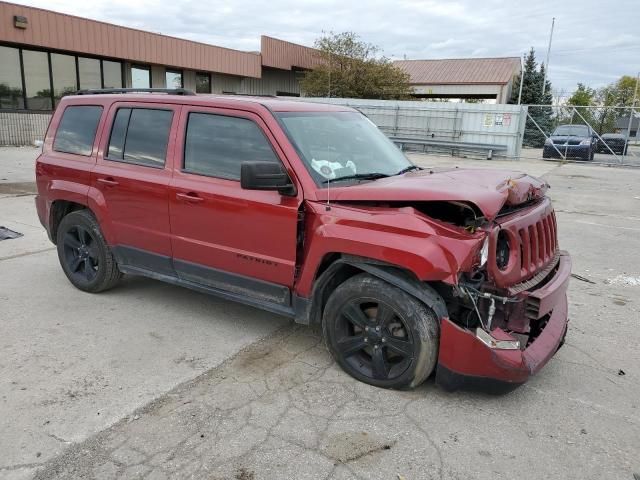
<box><xmin>541</xmin><ymin>17</ymin><xmax>555</xmax><ymax>97</ymax></box>
<box><xmin>517</xmin><ymin>54</ymin><xmax>524</xmax><ymax>105</ymax></box>
<box><xmin>622</xmin><ymin>71</ymin><xmax>639</xmax><ymax>163</ymax></box>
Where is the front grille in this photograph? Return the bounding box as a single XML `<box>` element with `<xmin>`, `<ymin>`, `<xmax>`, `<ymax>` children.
<box><xmin>487</xmin><ymin>199</ymin><xmax>559</xmax><ymax>289</ymax></box>
<box><xmin>567</xmin><ymin>140</ymin><xmax>582</xmax><ymax>145</ymax></box>
<box><xmin>517</xmin><ymin>210</ymin><xmax>558</xmax><ymax>278</ymax></box>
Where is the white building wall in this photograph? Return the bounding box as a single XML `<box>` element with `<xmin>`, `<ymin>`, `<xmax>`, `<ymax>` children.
<box><xmin>411</xmin><ymin>82</ymin><xmax>516</xmax><ymax>104</ymax></box>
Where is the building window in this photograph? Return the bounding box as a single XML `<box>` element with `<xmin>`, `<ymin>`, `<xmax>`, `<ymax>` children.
<box><xmin>22</xmin><ymin>50</ymin><xmax>51</xmax><ymax>110</ymax></box>
<box><xmin>107</xmin><ymin>108</ymin><xmax>173</xmax><ymax>167</ymax></box>
<box><xmin>184</xmin><ymin>112</ymin><xmax>279</xmax><ymax>180</ymax></box>
<box><xmin>102</xmin><ymin>60</ymin><xmax>123</xmax><ymax>89</ymax></box>
<box><xmin>0</xmin><ymin>46</ymin><xmax>24</xmax><ymax>109</ymax></box>
<box><xmin>51</xmin><ymin>53</ymin><xmax>77</xmax><ymax>106</ymax></box>
<box><xmin>131</xmin><ymin>66</ymin><xmax>151</xmax><ymax>88</ymax></box>
<box><xmin>78</xmin><ymin>57</ymin><xmax>101</xmax><ymax>89</ymax></box>
<box><xmin>195</xmin><ymin>72</ymin><xmax>210</xmax><ymax>94</ymax></box>
<box><xmin>165</xmin><ymin>70</ymin><xmax>183</xmax><ymax>89</ymax></box>
<box><xmin>0</xmin><ymin>46</ymin><xmax>125</xmax><ymax>111</ymax></box>
<box><xmin>53</xmin><ymin>105</ymin><xmax>103</xmax><ymax>156</ymax></box>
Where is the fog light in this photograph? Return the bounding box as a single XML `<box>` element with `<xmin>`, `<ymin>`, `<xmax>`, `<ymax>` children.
<box><xmin>475</xmin><ymin>328</ymin><xmax>521</xmax><ymax>350</ymax></box>
<box><xmin>479</xmin><ymin>237</ymin><xmax>489</xmax><ymax>267</ymax></box>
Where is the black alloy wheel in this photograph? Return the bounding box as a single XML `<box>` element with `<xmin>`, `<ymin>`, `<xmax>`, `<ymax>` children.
<box><xmin>62</xmin><ymin>225</ymin><xmax>99</xmax><ymax>283</ymax></box>
<box><xmin>56</xmin><ymin>210</ymin><xmax>122</xmax><ymax>292</ymax></box>
<box><xmin>323</xmin><ymin>274</ymin><xmax>440</xmax><ymax>389</ymax></box>
<box><xmin>335</xmin><ymin>299</ymin><xmax>415</xmax><ymax>381</ymax></box>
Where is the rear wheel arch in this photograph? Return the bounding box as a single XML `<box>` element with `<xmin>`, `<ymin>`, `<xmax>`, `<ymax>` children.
<box><xmin>304</xmin><ymin>254</ymin><xmax>448</xmax><ymax>325</ymax></box>
<box><xmin>49</xmin><ymin>200</ymin><xmax>90</xmax><ymax>244</ymax></box>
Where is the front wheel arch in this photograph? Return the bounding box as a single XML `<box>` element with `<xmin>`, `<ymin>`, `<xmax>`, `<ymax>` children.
<box><xmin>301</xmin><ymin>255</ymin><xmax>448</xmax><ymax>326</ymax></box>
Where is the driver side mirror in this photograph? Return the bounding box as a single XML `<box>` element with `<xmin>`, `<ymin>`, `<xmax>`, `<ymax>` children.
<box><xmin>240</xmin><ymin>161</ymin><xmax>296</xmax><ymax>196</ymax></box>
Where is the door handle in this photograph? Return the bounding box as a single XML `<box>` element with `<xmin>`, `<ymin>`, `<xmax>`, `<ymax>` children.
<box><xmin>97</xmin><ymin>177</ymin><xmax>119</xmax><ymax>187</ymax></box>
<box><xmin>176</xmin><ymin>192</ymin><xmax>204</xmax><ymax>203</ymax></box>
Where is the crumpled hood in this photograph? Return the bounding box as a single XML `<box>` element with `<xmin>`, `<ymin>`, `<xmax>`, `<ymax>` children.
<box><xmin>319</xmin><ymin>168</ymin><xmax>549</xmax><ymax>220</ymax></box>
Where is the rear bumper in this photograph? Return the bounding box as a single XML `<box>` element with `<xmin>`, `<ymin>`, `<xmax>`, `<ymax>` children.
<box><xmin>436</xmin><ymin>252</ymin><xmax>571</xmax><ymax>393</ymax></box>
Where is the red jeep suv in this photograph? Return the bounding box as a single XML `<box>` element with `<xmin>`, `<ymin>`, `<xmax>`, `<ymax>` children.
<box><xmin>35</xmin><ymin>89</ymin><xmax>571</xmax><ymax>392</ymax></box>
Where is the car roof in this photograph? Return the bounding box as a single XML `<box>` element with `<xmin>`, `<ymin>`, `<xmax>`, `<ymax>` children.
<box><xmin>61</xmin><ymin>93</ymin><xmax>356</xmax><ymax>113</ymax></box>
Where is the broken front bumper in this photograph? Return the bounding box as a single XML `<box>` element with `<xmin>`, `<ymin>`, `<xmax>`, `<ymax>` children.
<box><xmin>435</xmin><ymin>252</ymin><xmax>571</xmax><ymax>394</ymax></box>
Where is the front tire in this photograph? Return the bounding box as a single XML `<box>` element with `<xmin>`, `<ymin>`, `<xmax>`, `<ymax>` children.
<box><xmin>56</xmin><ymin>210</ymin><xmax>122</xmax><ymax>293</ymax></box>
<box><xmin>322</xmin><ymin>273</ymin><xmax>440</xmax><ymax>389</ymax></box>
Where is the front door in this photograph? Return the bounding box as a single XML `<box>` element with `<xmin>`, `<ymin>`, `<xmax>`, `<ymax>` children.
<box><xmin>169</xmin><ymin>106</ymin><xmax>301</xmax><ymax>306</ymax></box>
<box><xmin>92</xmin><ymin>102</ymin><xmax>179</xmax><ymax>274</ymax></box>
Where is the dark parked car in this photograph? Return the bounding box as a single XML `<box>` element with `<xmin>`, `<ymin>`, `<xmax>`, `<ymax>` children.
<box><xmin>35</xmin><ymin>88</ymin><xmax>571</xmax><ymax>392</ymax></box>
<box><xmin>543</xmin><ymin>124</ymin><xmax>597</xmax><ymax>161</ymax></box>
<box><xmin>596</xmin><ymin>133</ymin><xmax>628</xmax><ymax>154</ymax></box>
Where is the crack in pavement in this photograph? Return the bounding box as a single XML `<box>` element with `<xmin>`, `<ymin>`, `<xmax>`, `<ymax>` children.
<box><xmin>0</xmin><ymin>247</ymin><xmax>56</xmax><ymax>261</ymax></box>
<box><xmin>27</xmin><ymin>322</ymin><xmax>640</xmax><ymax>480</ymax></box>
<box><xmin>31</xmin><ymin>325</ymin><xmax>447</xmax><ymax>480</ymax></box>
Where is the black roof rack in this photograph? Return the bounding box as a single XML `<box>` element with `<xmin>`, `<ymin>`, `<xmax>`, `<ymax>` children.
<box><xmin>76</xmin><ymin>88</ymin><xmax>196</xmax><ymax>96</ymax></box>
<box><xmin>221</xmin><ymin>92</ymin><xmax>278</xmax><ymax>98</ymax></box>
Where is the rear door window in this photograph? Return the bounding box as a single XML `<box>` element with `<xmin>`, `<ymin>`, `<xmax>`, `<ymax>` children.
<box><xmin>106</xmin><ymin>108</ymin><xmax>173</xmax><ymax>167</ymax></box>
<box><xmin>53</xmin><ymin>105</ymin><xmax>103</xmax><ymax>156</ymax></box>
<box><xmin>183</xmin><ymin>112</ymin><xmax>279</xmax><ymax>180</ymax></box>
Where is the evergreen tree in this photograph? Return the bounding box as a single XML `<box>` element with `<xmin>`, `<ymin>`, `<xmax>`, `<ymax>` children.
<box><xmin>510</xmin><ymin>48</ymin><xmax>554</xmax><ymax>147</ymax></box>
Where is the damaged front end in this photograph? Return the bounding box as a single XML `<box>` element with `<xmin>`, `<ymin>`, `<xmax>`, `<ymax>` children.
<box><xmin>434</xmin><ymin>197</ymin><xmax>571</xmax><ymax>393</ymax></box>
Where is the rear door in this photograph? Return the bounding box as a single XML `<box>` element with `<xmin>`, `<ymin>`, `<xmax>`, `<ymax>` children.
<box><xmin>169</xmin><ymin>106</ymin><xmax>302</xmax><ymax>305</ymax></box>
<box><xmin>92</xmin><ymin>102</ymin><xmax>179</xmax><ymax>275</ymax></box>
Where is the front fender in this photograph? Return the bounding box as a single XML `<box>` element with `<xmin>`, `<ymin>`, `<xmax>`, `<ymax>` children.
<box><xmin>296</xmin><ymin>255</ymin><xmax>448</xmax><ymax>325</ymax></box>
<box><xmin>295</xmin><ymin>202</ymin><xmax>483</xmax><ymax>297</ymax></box>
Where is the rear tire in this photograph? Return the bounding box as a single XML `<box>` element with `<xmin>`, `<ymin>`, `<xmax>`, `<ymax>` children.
<box><xmin>56</xmin><ymin>210</ymin><xmax>122</xmax><ymax>293</ymax></box>
<box><xmin>322</xmin><ymin>273</ymin><xmax>440</xmax><ymax>389</ymax></box>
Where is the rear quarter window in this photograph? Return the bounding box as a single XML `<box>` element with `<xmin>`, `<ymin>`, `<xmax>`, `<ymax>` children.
<box><xmin>53</xmin><ymin>105</ymin><xmax>103</xmax><ymax>156</ymax></box>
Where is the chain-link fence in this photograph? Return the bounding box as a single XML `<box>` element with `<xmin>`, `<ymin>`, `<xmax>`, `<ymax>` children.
<box><xmin>0</xmin><ymin>110</ymin><xmax>51</xmax><ymax>146</ymax></box>
<box><xmin>521</xmin><ymin>105</ymin><xmax>640</xmax><ymax>166</ymax></box>
<box><xmin>297</xmin><ymin>98</ymin><xmax>526</xmax><ymax>159</ymax></box>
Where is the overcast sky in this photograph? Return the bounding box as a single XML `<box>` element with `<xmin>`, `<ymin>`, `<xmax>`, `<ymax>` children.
<box><xmin>20</xmin><ymin>0</ymin><xmax>640</xmax><ymax>96</ymax></box>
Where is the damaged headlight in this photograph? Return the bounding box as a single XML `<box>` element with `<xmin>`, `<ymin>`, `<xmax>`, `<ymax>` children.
<box><xmin>479</xmin><ymin>236</ymin><xmax>489</xmax><ymax>267</ymax></box>
<box><xmin>496</xmin><ymin>230</ymin><xmax>510</xmax><ymax>270</ymax></box>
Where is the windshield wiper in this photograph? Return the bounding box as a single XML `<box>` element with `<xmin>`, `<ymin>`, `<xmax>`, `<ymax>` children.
<box><xmin>395</xmin><ymin>165</ymin><xmax>422</xmax><ymax>175</ymax></box>
<box><xmin>322</xmin><ymin>172</ymin><xmax>390</xmax><ymax>184</ymax></box>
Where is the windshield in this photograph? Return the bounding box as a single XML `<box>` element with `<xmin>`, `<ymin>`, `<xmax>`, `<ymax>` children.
<box><xmin>276</xmin><ymin>111</ymin><xmax>413</xmax><ymax>185</ymax></box>
<box><xmin>553</xmin><ymin>125</ymin><xmax>590</xmax><ymax>137</ymax></box>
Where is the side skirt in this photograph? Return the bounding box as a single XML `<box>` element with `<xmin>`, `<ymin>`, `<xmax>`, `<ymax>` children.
<box><xmin>118</xmin><ymin>264</ymin><xmax>298</xmax><ymax>319</ymax></box>
<box><xmin>112</xmin><ymin>245</ymin><xmax>303</xmax><ymax>320</ymax></box>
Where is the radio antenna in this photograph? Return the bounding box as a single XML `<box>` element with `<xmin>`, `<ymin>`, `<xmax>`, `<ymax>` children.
<box><xmin>326</xmin><ymin>48</ymin><xmax>332</xmax><ymax>211</ymax></box>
